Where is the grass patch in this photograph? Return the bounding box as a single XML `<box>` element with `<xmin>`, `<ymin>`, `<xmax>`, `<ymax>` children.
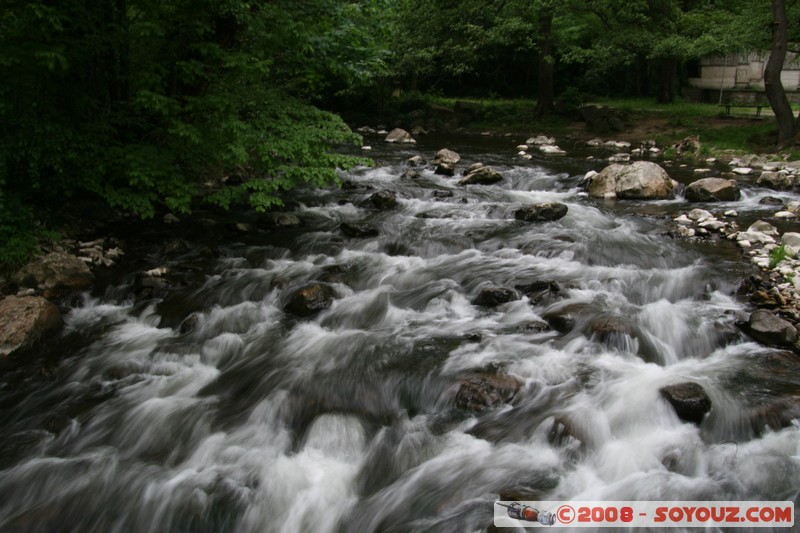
<box><xmin>769</xmin><ymin>245</ymin><xmax>788</xmax><ymax>269</ymax></box>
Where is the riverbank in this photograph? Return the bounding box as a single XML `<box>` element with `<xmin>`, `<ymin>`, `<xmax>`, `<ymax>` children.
<box><xmin>4</xmin><ymin>117</ymin><xmax>800</xmax><ymax>364</ymax></box>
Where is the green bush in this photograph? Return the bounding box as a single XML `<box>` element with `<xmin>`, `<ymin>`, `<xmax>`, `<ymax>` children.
<box><xmin>0</xmin><ymin>1</ymin><xmax>377</xmax><ymax>269</ymax></box>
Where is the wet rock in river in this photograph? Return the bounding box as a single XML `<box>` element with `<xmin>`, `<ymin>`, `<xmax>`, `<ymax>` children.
<box><xmin>285</xmin><ymin>283</ymin><xmax>337</xmax><ymax>317</ymax></box>
<box><xmin>13</xmin><ymin>252</ymin><xmax>94</xmax><ymax>298</ymax></box>
<box><xmin>759</xmin><ymin>196</ymin><xmax>784</xmax><ymax>207</ymax></box>
<box><xmin>453</xmin><ymin>374</ymin><xmax>523</xmax><ymax>412</ymax></box>
<box><xmin>407</xmin><ymin>155</ymin><xmax>426</xmax><ymax>167</ymax></box>
<box><xmin>459</xmin><ymin>165</ymin><xmax>503</xmax><ymax>185</ymax></box>
<box><xmin>340</xmin><ymin>222</ymin><xmax>379</xmax><ymax>238</ymax></box>
<box><xmin>588</xmin><ymin>316</ymin><xmax>636</xmax><ymax>349</ymax></box>
<box><xmin>178</xmin><ymin>313</ymin><xmax>201</xmax><ymax>334</ymax></box>
<box><xmin>401</xmin><ymin>168</ymin><xmax>420</xmax><ymax>180</ymax></box>
<box><xmin>0</xmin><ymin>296</ymin><xmax>62</xmax><ymax>357</ymax></box>
<box><xmin>514</xmin><ymin>202</ymin><xmax>568</xmax><ymax>222</ymax></box>
<box><xmin>586</xmin><ymin>161</ymin><xmax>675</xmax><ymax>200</ymax></box>
<box><xmin>433</xmin><ymin>148</ymin><xmax>460</xmax><ymax>176</ymax></box>
<box><xmin>384</xmin><ymin>128</ymin><xmax>415</xmax><ymax>143</ymax></box>
<box><xmin>545</xmin><ymin>313</ymin><xmax>575</xmax><ymax>334</ymax></box>
<box><xmin>758</xmin><ymin>171</ymin><xmax>794</xmax><ymax>190</ymax></box>
<box><xmin>741</xmin><ymin>309</ymin><xmax>798</xmax><ymax>347</ymax></box>
<box><xmin>685</xmin><ymin>177</ymin><xmax>740</xmax><ymax>202</ymax></box>
<box><xmin>369</xmin><ymin>190</ymin><xmax>399</xmax><ymax>210</ymax></box>
<box><xmin>264</xmin><ymin>212</ymin><xmax>302</xmax><ymax>228</ymax></box>
<box><xmin>473</xmin><ymin>287</ymin><xmax>519</xmax><ymax>307</ymax></box>
<box><xmin>659</xmin><ymin>382</ymin><xmax>712</xmax><ymax>425</ymax></box>
<box><xmin>515</xmin><ymin>280</ymin><xmax>562</xmax><ymax>305</ymax></box>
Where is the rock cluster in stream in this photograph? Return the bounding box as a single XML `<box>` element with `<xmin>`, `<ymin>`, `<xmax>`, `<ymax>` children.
<box><xmin>669</xmin><ymin>205</ymin><xmax>800</xmax><ymax>348</ymax></box>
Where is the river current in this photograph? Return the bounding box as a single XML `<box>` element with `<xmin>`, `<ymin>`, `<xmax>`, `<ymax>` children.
<box><xmin>1</xmin><ymin>134</ymin><xmax>800</xmax><ymax>532</ymax></box>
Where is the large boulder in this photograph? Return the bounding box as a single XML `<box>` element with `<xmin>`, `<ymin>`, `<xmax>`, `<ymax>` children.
<box><xmin>459</xmin><ymin>165</ymin><xmax>503</xmax><ymax>185</ymax></box>
<box><xmin>384</xmin><ymin>128</ymin><xmax>415</xmax><ymax>143</ymax></box>
<box><xmin>13</xmin><ymin>252</ymin><xmax>94</xmax><ymax>298</ymax></box>
<box><xmin>741</xmin><ymin>309</ymin><xmax>798</xmax><ymax>347</ymax></box>
<box><xmin>514</xmin><ymin>202</ymin><xmax>568</xmax><ymax>222</ymax></box>
<box><xmin>685</xmin><ymin>177</ymin><xmax>740</xmax><ymax>202</ymax></box>
<box><xmin>285</xmin><ymin>283</ymin><xmax>336</xmax><ymax>317</ymax></box>
<box><xmin>586</xmin><ymin>161</ymin><xmax>675</xmax><ymax>200</ymax></box>
<box><xmin>660</xmin><ymin>382</ymin><xmax>712</xmax><ymax>424</ymax></box>
<box><xmin>433</xmin><ymin>148</ymin><xmax>460</xmax><ymax>176</ymax></box>
<box><xmin>757</xmin><ymin>171</ymin><xmax>794</xmax><ymax>190</ymax></box>
<box><xmin>0</xmin><ymin>296</ymin><xmax>62</xmax><ymax>357</ymax></box>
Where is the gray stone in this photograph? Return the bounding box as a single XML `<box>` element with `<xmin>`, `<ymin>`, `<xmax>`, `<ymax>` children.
<box><xmin>340</xmin><ymin>222</ymin><xmax>379</xmax><ymax>238</ymax></box>
<box><xmin>385</xmin><ymin>128</ymin><xmax>415</xmax><ymax>143</ymax></box>
<box><xmin>747</xmin><ymin>220</ymin><xmax>778</xmax><ymax>236</ymax></box>
<box><xmin>459</xmin><ymin>166</ymin><xmax>503</xmax><ymax>185</ymax></box>
<box><xmin>660</xmin><ymin>382</ymin><xmax>712</xmax><ymax>424</ymax></box>
<box><xmin>743</xmin><ymin>309</ymin><xmax>798</xmax><ymax>346</ymax></box>
<box><xmin>370</xmin><ymin>191</ymin><xmax>398</xmax><ymax>209</ymax></box>
<box><xmin>587</xmin><ymin>161</ymin><xmax>675</xmax><ymax>200</ymax></box>
<box><xmin>685</xmin><ymin>178</ymin><xmax>740</xmax><ymax>202</ymax></box>
<box><xmin>757</xmin><ymin>171</ymin><xmax>794</xmax><ymax>189</ymax></box>
<box><xmin>781</xmin><ymin>232</ymin><xmax>800</xmax><ymax>248</ymax></box>
<box><xmin>407</xmin><ymin>155</ymin><xmax>426</xmax><ymax>167</ymax></box>
<box><xmin>453</xmin><ymin>374</ymin><xmax>522</xmax><ymax>412</ymax></box>
<box><xmin>13</xmin><ymin>252</ymin><xmax>94</xmax><ymax>298</ymax></box>
<box><xmin>285</xmin><ymin>283</ymin><xmax>336</xmax><ymax>317</ymax></box>
<box><xmin>514</xmin><ymin>203</ymin><xmax>568</xmax><ymax>222</ymax></box>
<box><xmin>473</xmin><ymin>287</ymin><xmax>519</xmax><ymax>307</ymax></box>
<box><xmin>0</xmin><ymin>296</ymin><xmax>62</xmax><ymax>357</ymax></box>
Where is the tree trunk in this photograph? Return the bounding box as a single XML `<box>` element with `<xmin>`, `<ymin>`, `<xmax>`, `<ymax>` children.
<box><xmin>765</xmin><ymin>0</ymin><xmax>795</xmax><ymax>148</ymax></box>
<box><xmin>656</xmin><ymin>58</ymin><xmax>677</xmax><ymax>104</ymax></box>
<box><xmin>534</xmin><ymin>10</ymin><xmax>554</xmax><ymax>118</ymax></box>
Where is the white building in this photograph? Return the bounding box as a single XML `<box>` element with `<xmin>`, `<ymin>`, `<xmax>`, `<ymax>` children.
<box><xmin>688</xmin><ymin>51</ymin><xmax>800</xmax><ymax>93</ymax></box>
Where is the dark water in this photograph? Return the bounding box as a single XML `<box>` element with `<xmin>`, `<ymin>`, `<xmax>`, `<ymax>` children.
<box><xmin>2</xmin><ymin>134</ymin><xmax>800</xmax><ymax>532</ymax></box>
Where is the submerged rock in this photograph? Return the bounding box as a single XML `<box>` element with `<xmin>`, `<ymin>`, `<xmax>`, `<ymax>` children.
<box><xmin>369</xmin><ymin>191</ymin><xmax>399</xmax><ymax>210</ymax></box>
<box><xmin>453</xmin><ymin>374</ymin><xmax>523</xmax><ymax>412</ymax></box>
<box><xmin>660</xmin><ymin>382</ymin><xmax>712</xmax><ymax>424</ymax></box>
<box><xmin>0</xmin><ymin>296</ymin><xmax>62</xmax><ymax>357</ymax></box>
<box><xmin>340</xmin><ymin>222</ymin><xmax>380</xmax><ymax>238</ymax></box>
<box><xmin>514</xmin><ymin>203</ymin><xmax>568</xmax><ymax>222</ymax></box>
<box><xmin>473</xmin><ymin>287</ymin><xmax>519</xmax><ymax>307</ymax></box>
<box><xmin>515</xmin><ymin>281</ymin><xmax>562</xmax><ymax>305</ymax></box>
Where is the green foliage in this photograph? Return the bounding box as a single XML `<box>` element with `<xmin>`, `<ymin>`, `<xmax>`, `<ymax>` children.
<box><xmin>0</xmin><ymin>0</ymin><xmax>381</xmax><ymax>267</ymax></box>
<box><xmin>770</xmin><ymin>245</ymin><xmax>788</xmax><ymax>269</ymax></box>
<box><xmin>555</xmin><ymin>86</ymin><xmax>586</xmax><ymax>114</ymax></box>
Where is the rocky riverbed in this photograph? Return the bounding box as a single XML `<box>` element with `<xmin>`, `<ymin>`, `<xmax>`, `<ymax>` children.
<box><xmin>1</xmin><ymin>129</ymin><xmax>800</xmax><ymax>532</ymax></box>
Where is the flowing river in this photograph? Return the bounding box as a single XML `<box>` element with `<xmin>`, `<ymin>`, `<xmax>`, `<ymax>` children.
<box><xmin>1</xmin><ymin>134</ymin><xmax>800</xmax><ymax>532</ymax></box>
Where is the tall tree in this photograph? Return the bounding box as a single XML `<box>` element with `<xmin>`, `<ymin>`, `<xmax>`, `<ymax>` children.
<box><xmin>765</xmin><ymin>0</ymin><xmax>796</xmax><ymax>148</ymax></box>
<box><xmin>0</xmin><ymin>1</ymin><xmax>382</xmax><ymax>265</ymax></box>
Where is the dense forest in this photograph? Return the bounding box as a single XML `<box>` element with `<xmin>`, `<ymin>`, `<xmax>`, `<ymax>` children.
<box><xmin>0</xmin><ymin>0</ymin><xmax>797</xmax><ymax>267</ymax></box>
